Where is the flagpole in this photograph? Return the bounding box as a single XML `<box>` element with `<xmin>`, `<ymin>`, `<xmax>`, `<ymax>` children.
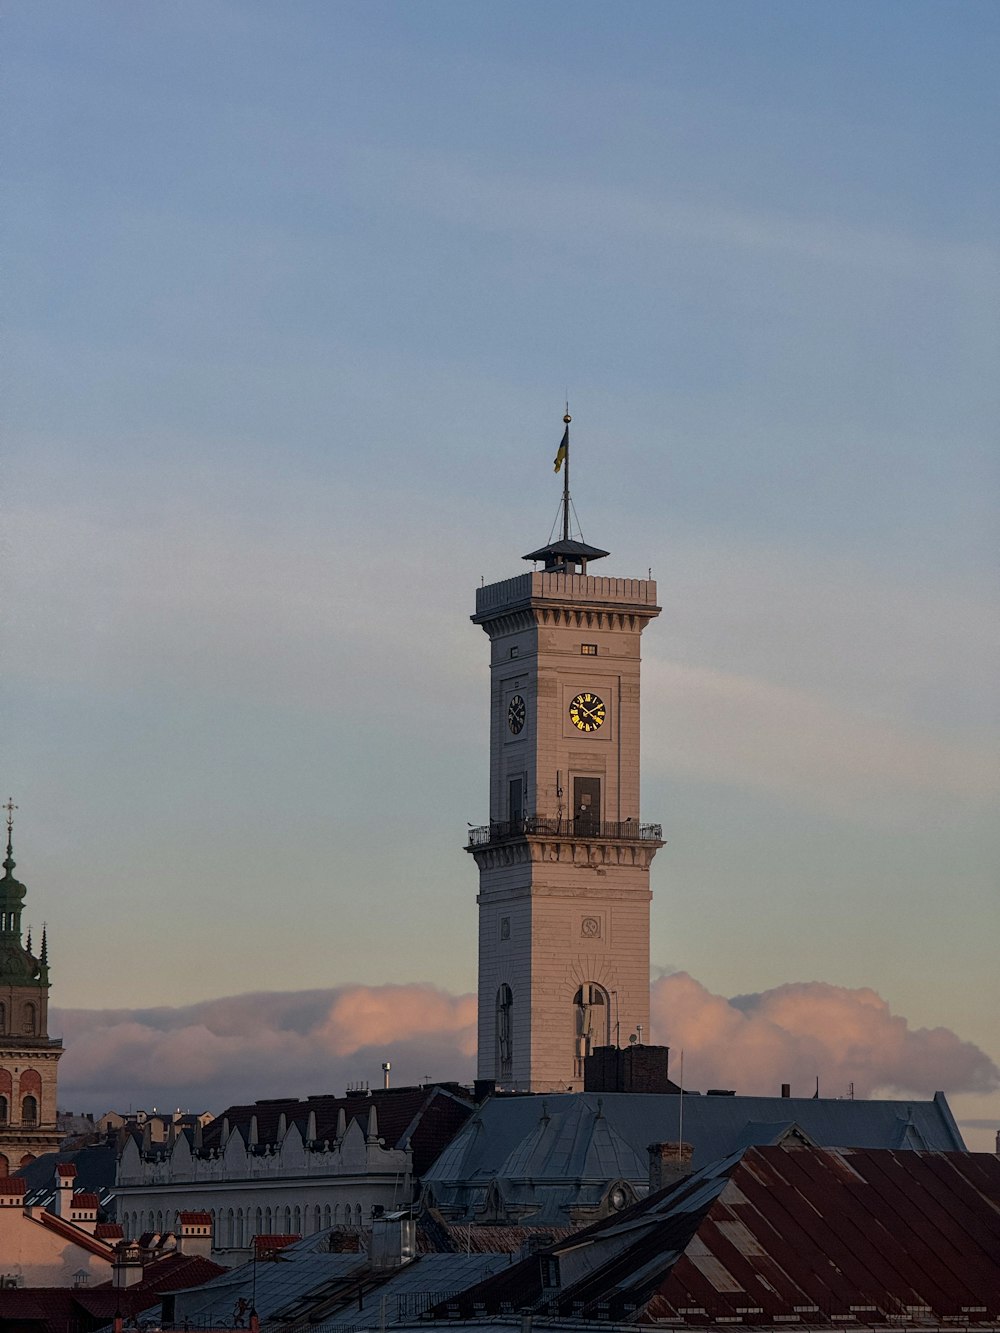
<box><xmin>562</xmin><ymin>410</ymin><xmax>571</xmax><ymax>543</ymax></box>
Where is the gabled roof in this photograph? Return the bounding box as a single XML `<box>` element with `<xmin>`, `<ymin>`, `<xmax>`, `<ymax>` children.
<box><xmin>92</xmin><ymin>1250</ymin><xmax>226</xmax><ymax>1295</ymax></box>
<box><xmin>429</xmin><ymin>1146</ymin><xmax>1000</xmax><ymax>1324</ymax></box>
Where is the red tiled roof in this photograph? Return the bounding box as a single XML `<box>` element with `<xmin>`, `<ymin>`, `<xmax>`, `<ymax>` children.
<box><xmin>179</xmin><ymin>1209</ymin><xmax>213</xmax><ymax>1224</ymax></box>
<box><xmin>254</xmin><ymin>1233</ymin><xmax>300</xmax><ymax>1253</ymax></box>
<box><xmin>0</xmin><ymin>1176</ymin><xmax>27</xmax><ymax>1194</ymax></box>
<box><xmin>95</xmin><ymin>1221</ymin><xmax>124</xmax><ymax>1238</ymax></box>
<box><xmin>71</xmin><ymin>1191</ymin><xmax>100</xmax><ymax>1208</ymax></box>
<box><xmin>55</xmin><ymin>1161</ymin><xmax>78</xmax><ymax>1177</ymax></box>
<box><xmin>90</xmin><ymin>1250</ymin><xmax>225</xmax><ymax>1295</ymax></box>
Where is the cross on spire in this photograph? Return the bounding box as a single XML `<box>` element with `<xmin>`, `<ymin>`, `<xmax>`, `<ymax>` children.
<box><xmin>3</xmin><ymin>797</ymin><xmax>16</xmax><ymax>872</ymax></box>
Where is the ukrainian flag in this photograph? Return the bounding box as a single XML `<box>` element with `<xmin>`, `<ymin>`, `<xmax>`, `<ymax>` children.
<box><xmin>553</xmin><ymin>426</ymin><xmax>568</xmax><ymax>473</ymax></box>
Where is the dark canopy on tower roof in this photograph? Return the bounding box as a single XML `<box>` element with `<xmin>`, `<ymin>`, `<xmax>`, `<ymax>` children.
<box><xmin>522</xmin><ymin>538</ymin><xmax>610</xmax><ymax>570</ymax></box>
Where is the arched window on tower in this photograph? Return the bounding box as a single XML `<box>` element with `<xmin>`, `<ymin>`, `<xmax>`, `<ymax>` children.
<box><xmin>23</xmin><ymin>1003</ymin><xmax>36</xmax><ymax>1035</ymax></box>
<box><xmin>0</xmin><ymin>1096</ymin><xmax>7</xmax><ymax>1124</ymax></box>
<box><xmin>573</xmin><ymin>983</ymin><xmax>610</xmax><ymax>1078</ymax></box>
<box><xmin>21</xmin><ymin>1094</ymin><xmax>38</xmax><ymax>1126</ymax></box>
<box><xmin>0</xmin><ymin>1002</ymin><xmax>6</xmax><ymax>1033</ymax></box>
<box><xmin>0</xmin><ymin>1153</ymin><xmax>8</xmax><ymax>1178</ymax></box>
<box><xmin>496</xmin><ymin>984</ymin><xmax>514</xmax><ymax>1081</ymax></box>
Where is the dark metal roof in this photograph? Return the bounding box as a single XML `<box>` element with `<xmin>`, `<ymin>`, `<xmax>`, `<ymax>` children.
<box><xmin>422</xmin><ymin>1090</ymin><xmax>968</xmax><ymax>1226</ymax></box>
<box><xmin>522</xmin><ymin>538</ymin><xmax>610</xmax><ymax>563</ymax></box>
<box><xmin>203</xmin><ymin>1084</ymin><xmax>473</xmax><ymax>1175</ymax></box>
<box><xmin>17</xmin><ymin>1142</ymin><xmax>117</xmax><ymax>1206</ymax></box>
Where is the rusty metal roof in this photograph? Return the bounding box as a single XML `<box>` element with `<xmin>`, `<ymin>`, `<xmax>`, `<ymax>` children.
<box><xmin>427</xmin><ymin>1146</ymin><xmax>1000</xmax><ymax>1325</ymax></box>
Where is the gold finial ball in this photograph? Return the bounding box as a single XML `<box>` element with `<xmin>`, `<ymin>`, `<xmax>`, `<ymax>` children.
<box><xmin>564</xmin><ymin>413</ymin><xmax>572</xmax><ymax>424</ymax></box>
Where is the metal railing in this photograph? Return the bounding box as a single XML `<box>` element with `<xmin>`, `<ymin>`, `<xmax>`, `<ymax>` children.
<box><xmin>467</xmin><ymin>817</ymin><xmax>662</xmax><ymax>847</ymax></box>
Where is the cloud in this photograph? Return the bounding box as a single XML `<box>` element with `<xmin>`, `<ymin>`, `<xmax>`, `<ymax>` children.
<box><xmin>651</xmin><ymin>973</ymin><xmax>999</xmax><ymax>1100</ymax></box>
<box><xmin>53</xmin><ymin>985</ymin><xmax>477</xmax><ymax>1114</ymax></box>
<box><xmin>644</xmin><ymin>658</ymin><xmax>998</xmax><ymax>821</ymax></box>
<box><xmin>52</xmin><ymin>976</ymin><xmax>995</xmax><ymax>1115</ymax></box>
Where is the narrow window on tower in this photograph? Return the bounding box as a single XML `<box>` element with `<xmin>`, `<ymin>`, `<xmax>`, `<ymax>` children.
<box><xmin>581</xmin><ymin>643</ymin><xmax>598</xmax><ymax>655</ymax></box>
<box><xmin>573</xmin><ymin>983</ymin><xmax>610</xmax><ymax>1079</ymax></box>
<box><xmin>496</xmin><ymin>985</ymin><xmax>513</xmax><ymax>1081</ymax></box>
<box><xmin>510</xmin><ymin>645</ymin><xmax>519</xmax><ymax>658</ymax></box>
<box><xmin>509</xmin><ymin>777</ymin><xmax>524</xmax><ymax>827</ymax></box>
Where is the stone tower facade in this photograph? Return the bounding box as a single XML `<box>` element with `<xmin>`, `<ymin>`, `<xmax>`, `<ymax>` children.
<box><xmin>468</xmin><ymin>531</ymin><xmax>662</xmax><ymax>1092</ymax></box>
<box><xmin>0</xmin><ymin>805</ymin><xmax>63</xmax><ymax>1173</ymax></box>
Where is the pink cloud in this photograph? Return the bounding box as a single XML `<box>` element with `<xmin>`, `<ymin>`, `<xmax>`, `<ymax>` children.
<box><xmin>51</xmin><ymin>976</ymin><xmax>996</xmax><ymax>1116</ymax></box>
<box><xmin>651</xmin><ymin>973</ymin><xmax>999</xmax><ymax>1099</ymax></box>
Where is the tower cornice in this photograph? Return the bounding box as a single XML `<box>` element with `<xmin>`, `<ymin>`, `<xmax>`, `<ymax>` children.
<box><xmin>472</xmin><ymin>571</ymin><xmax>660</xmax><ymax>633</ymax></box>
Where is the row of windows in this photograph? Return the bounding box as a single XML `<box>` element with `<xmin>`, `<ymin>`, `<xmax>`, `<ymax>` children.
<box><xmin>123</xmin><ymin>1200</ymin><xmax>367</xmax><ymax>1247</ymax></box>
<box><xmin>0</xmin><ymin>1001</ymin><xmax>38</xmax><ymax>1035</ymax></box>
<box><xmin>495</xmin><ymin>982</ymin><xmax>610</xmax><ymax>1082</ymax></box>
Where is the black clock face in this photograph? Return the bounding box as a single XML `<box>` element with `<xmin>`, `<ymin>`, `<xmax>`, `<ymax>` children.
<box><xmin>507</xmin><ymin>694</ymin><xmax>526</xmax><ymax>734</ymax></box>
<box><xmin>569</xmin><ymin>691</ymin><xmax>606</xmax><ymax>732</ymax></box>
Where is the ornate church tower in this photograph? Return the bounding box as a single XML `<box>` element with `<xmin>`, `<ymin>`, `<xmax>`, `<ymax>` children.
<box><xmin>0</xmin><ymin>801</ymin><xmax>63</xmax><ymax>1173</ymax></box>
<box><xmin>467</xmin><ymin>418</ymin><xmax>662</xmax><ymax>1092</ymax></box>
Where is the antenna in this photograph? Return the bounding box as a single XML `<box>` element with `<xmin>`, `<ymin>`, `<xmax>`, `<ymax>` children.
<box><xmin>562</xmin><ymin>410</ymin><xmax>571</xmax><ymax>543</ymax></box>
<box><xmin>381</xmin><ymin>1062</ymin><xmax>391</xmax><ymax>1091</ymax></box>
<box><xmin>678</xmin><ymin>1049</ymin><xmax>684</xmax><ymax>1157</ymax></box>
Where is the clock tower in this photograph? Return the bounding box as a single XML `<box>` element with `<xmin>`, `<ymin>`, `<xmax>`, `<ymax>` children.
<box><xmin>467</xmin><ymin>418</ymin><xmax>662</xmax><ymax>1092</ymax></box>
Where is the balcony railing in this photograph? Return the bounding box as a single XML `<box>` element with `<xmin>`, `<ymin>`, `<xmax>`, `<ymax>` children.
<box><xmin>467</xmin><ymin>815</ymin><xmax>663</xmax><ymax>847</ymax></box>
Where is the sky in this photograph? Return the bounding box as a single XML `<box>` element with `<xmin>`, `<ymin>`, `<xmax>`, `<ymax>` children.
<box><xmin>3</xmin><ymin>2</ymin><xmax>998</xmax><ymax>1149</ymax></box>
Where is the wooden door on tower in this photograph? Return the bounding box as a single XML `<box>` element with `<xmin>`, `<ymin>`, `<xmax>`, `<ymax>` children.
<box><xmin>573</xmin><ymin>777</ymin><xmax>601</xmax><ymax>832</ymax></box>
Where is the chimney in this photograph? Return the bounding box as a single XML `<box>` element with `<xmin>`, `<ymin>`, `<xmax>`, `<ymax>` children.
<box><xmin>113</xmin><ymin>1241</ymin><xmax>144</xmax><ymax>1288</ymax></box>
<box><xmin>69</xmin><ymin>1192</ymin><xmax>100</xmax><ymax>1234</ymax></box>
<box><xmin>370</xmin><ymin>1216</ymin><xmax>416</xmax><ymax>1270</ymax></box>
<box><xmin>177</xmin><ymin>1211</ymin><xmax>214</xmax><ymax>1258</ymax></box>
<box><xmin>781</xmin><ymin>1083</ymin><xmax>791</xmax><ymax>1099</ymax></box>
<box><xmin>53</xmin><ymin>1162</ymin><xmax>77</xmax><ymax>1217</ymax></box>
<box><xmin>647</xmin><ymin>1141</ymin><xmax>694</xmax><ymax>1192</ymax></box>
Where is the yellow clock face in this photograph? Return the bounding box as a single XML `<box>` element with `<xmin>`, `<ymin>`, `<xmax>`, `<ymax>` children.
<box><xmin>569</xmin><ymin>692</ymin><xmax>606</xmax><ymax>732</ymax></box>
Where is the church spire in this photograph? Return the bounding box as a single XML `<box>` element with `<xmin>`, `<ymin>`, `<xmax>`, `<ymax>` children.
<box><xmin>3</xmin><ymin>796</ymin><xmax>17</xmax><ymax>879</ymax></box>
<box><xmin>0</xmin><ymin>798</ymin><xmax>39</xmax><ymax>980</ymax></box>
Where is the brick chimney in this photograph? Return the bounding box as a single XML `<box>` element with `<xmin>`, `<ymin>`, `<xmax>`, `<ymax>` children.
<box><xmin>177</xmin><ymin>1211</ymin><xmax>214</xmax><ymax>1257</ymax></box>
<box><xmin>648</xmin><ymin>1141</ymin><xmax>694</xmax><ymax>1192</ymax></box>
<box><xmin>53</xmin><ymin>1162</ymin><xmax>78</xmax><ymax>1217</ymax></box>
